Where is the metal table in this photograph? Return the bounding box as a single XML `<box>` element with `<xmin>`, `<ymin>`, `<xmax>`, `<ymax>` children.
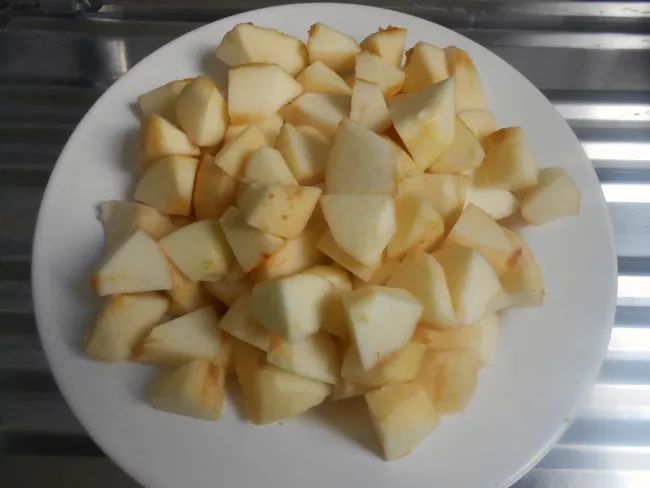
<box><xmin>1</xmin><ymin>1</ymin><xmax>649</xmax><ymax>486</ymax></box>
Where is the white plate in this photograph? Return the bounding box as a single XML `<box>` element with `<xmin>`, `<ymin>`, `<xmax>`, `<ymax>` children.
<box><xmin>32</xmin><ymin>3</ymin><xmax>617</xmax><ymax>488</ymax></box>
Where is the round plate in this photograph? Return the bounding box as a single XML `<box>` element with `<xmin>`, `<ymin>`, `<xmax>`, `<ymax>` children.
<box><xmin>32</xmin><ymin>4</ymin><xmax>617</xmax><ymax>488</ymax></box>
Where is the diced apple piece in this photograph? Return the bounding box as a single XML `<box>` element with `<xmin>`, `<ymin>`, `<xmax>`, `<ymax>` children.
<box><xmin>366</xmin><ymin>383</ymin><xmax>439</xmax><ymax>461</ymax></box>
<box><xmin>475</xmin><ymin>127</ymin><xmax>540</xmax><ymax>191</ymax></box>
<box><xmin>387</xmin><ymin>195</ymin><xmax>444</xmax><ymax>258</ymax></box>
<box><xmin>391</xmin><ymin>78</ymin><xmax>456</xmax><ymax>171</ymax></box>
<box><xmin>149</xmin><ymin>359</ymin><xmax>225</xmax><ymax>421</ymax></box>
<box><xmin>297</xmin><ymin>61</ymin><xmax>352</xmax><ymax>95</ymax></box>
<box><xmin>444</xmin><ymin>46</ymin><xmax>486</xmax><ymax>111</ymax></box>
<box><xmin>228</xmin><ymin>63</ymin><xmax>302</xmax><ymax>124</ymax></box>
<box><xmin>343</xmin><ymin>286</ymin><xmax>422</xmax><ymax>370</ymax></box>
<box><xmin>360</xmin><ymin>26</ymin><xmax>407</xmax><ymax>69</ymax></box>
<box><xmin>136</xmin><ymin>306</ymin><xmax>221</xmax><ymax>366</ymax></box>
<box><xmin>355</xmin><ymin>51</ymin><xmax>405</xmax><ymax>97</ymax></box>
<box><xmin>306</xmin><ymin>264</ymin><xmax>352</xmax><ymax>291</ymax></box>
<box><xmin>243</xmin><ymin>146</ymin><xmax>298</xmax><ymax>186</ymax></box>
<box><xmin>388</xmin><ymin>250</ymin><xmax>455</xmax><ymax>329</ymax></box>
<box><xmin>85</xmin><ymin>293</ymin><xmax>169</xmax><ymax>361</ymax></box>
<box><xmin>215</xmin><ymin>23</ymin><xmax>308</xmax><ymax>76</ymax></box>
<box><xmin>224</xmin><ymin>113</ymin><xmax>284</xmax><ymax>146</ymax></box>
<box><xmin>308</xmin><ymin>265</ymin><xmax>352</xmax><ymax>340</ymax></box>
<box><xmin>325</xmin><ymin>119</ymin><xmax>399</xmax><ymax>195</ymax></box>
<box><xmin>134</xmin><ymin>155</ymin><xmax>198</xmax><ymax>216</ymax></box>
<box><xmin>276</xmin><ymin>123</ymin><xmax>330</xmax><ymax>185</ymax></box>
<box><xmin>458</xmin><ymin>109</ymin><xmax>496</xmax><ymax>144</ymax></box>
<box><xmin>413</xmin><ymin>313</ymin><xmax>500</xmax><ymax>366</ymax></box>
<box><xmin>280</xmin><ymin>93</ymin><xmax>351</xmax><ymax>137</ymax></box>
<box><xmin>445</xmin><ymin>204</ymin><xmax>520</xmax><ymax>275</ymax></box>
<box><xmin>267</xmin><ymin>331</ymin><xmax>339</xmax><ymax>384</ymax></box>
<box><xmin>498</xmin><ymin>229</ymin><xmax>545</xmax><ymax>307</ymax></box>
<box><xmin>93</xmin><ymin>229</ymin><xmax>172</xmax><ymax>296</ymax></box>
<box><xmin>382</xmin><ymin>135</ymin><xmax>420</xmax><ymax>179</ymax></box>
<box><xmin>99</xmin><ymin>201</ymin><xmax>176</xmax><ymax>252</ymax></box>
<box><xmin>233</xmin><ymin>340</ymin><xmax>268</xmax><ymax>420</ymax></box>
<box><xmin>465</xmin><ymin>183</ymin><xmax>518</xmax><ymax>221</ymax></box>
<box><xmin>402</xmin><ymin>42</ymin><xmax>449</xmax><ymax>94</ymax></box>
<box><xmin>520</xmin><ymin>167</ymin><xmax>581</xmax><ymax>225</ymax></box>
<box><xmin>385</xmin><ymin>93</ymin><xmax>407</xmax><ymax>108</ymax></box>
<box><xmin>175</xmin><ymin>76</ymin><xmax>228</xmax><ymax>146</ymax></box>
<box><xmin>321</xmin><ymin>194</ymin><xmax>396</xmax><ymax>266</ymax></box>
<box><xmin>350</xmin><ymin>79</ymin><xmax>391</xmax><ymax>133</ymax></box>
<box><xmin>250</xmin><ymin>273</ymin><xmax>332</xmax><ymax>342</ymax></box>
<box><xmin>204</xmin><ymin>269</ymin><xmax>253</xmax><ymax>307</ymax></box>
<box><xmin>193</xmin><ymin>153</ymin><xmax>239</xmax><ymax>220</ymax></box>
<box><xmin>307</xmin><ymin>23</ymin><xmax>360</xmax><ymax>73</ymax></box>
<box><xmin>341</xmin><ymin>342</ymin><xmax>426</xmax><ymax>388</ymax></box>
<box><xmin>220</xmin><ymin>293</ymin><xmax>271</xmax><ymax>351</ymax></box>
<box><xmin>167</xmin><ymin>262</ymin><xmax>210</xmax><ymax>316</ymax></box>
<box><xmin>316</xmin><ymin>231</ymin><xmax>382</xmax><ymax>282</ymax></box>
<box><xmin>415</xmin><ymin>350</ymin><xmax>480</xmax><ymax>414</ymax></box>
<box><xmin>433</xmin><ymin>244</ymin><xmax>502</xmax><ymax>326</ymax></box>
<box><xmin>399</xmin><ymin>173</ymin><xmax>469</xmax><ymax>228</ymax></box>
<box><xmin>214</xmin><ymin>125</ymin><xmax>266</xmax><ymax>178</ymax></box>
<box><xmin>138</xmin><ymin>79</ymin><xmax>193</xmax><ymax>121</ymax></box>
<box><xmin>332</xmin><ymin>378</ymin><xmax>374</xmax><ymax>401</ymax></box>
<box><xmin>218</xmin><ymin>207</ymin><xmax>285</xmax><ymax>272</ymax></box>
<box><xmin>139</xmin><ymin>114</ymin><xmax>199</xmax><ymax>167</ymax></box>
<box><xmin>428</xmin><ymin>117</ymin><xmax>484</xmax><ymax>173</ymax></box>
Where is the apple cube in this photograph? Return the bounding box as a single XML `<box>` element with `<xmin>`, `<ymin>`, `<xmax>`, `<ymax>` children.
<box><xmin>134</xmin><ymin>155</ymin><xmax>198</xmax><ymax>216</ymax></box>
<box><xmin>350</xmin><ymin>79</ymin><xmax>391</xmax><ymax>133</ymax></box>
<box><xmin>267</xmin><ymin>331</ymin><xmax>340</xmax><ymax>384</ymax></box>
<box><xmin>139</xmin><ymin>114</ymin><xmax>199</xmax><ymax>167</ymax></box>
<box><xmin>360</xmin><ymin>26</ymin><xmax>407</xmax><ymax>69</ymax></box>
<box><xmin>166</xmin><ymin>262</ymin><xmax>211</xmax><ymax>316</ymax></box>
<box><xmin>193</xmin><ymin>153</ymin><xmax>239</xmax><ymax>220</ymax></box>
<box><xmin>391</xmin><ymin>78</ymin><xmax>456</xmax><ymax>171</ymax></box>
<box><xmin>444</xmin><ymin>46</ymin><xmax>486</xmax><ymax>111</ymax></box>
<box><xmin>428</xmin><ymin>117</ymin><xmax>484</xmax><ymax>173</ymax></box>
<box><xmin>214</xmin><ymin>125</ymin><xmax>266</xmax><ymax>178</ymax></box>
<box><xmin>366</xmin><ymin>383</ymin><xmax>439</xmax><ymax>461</ymax></box>
<box><xmin>85</xmin><ymin>292</ymin><xmax>169</xmax><ymax>361</ymax></box>
<box><xmin>402</xmin><ymin>42</ymin><xmax>449</xmax><ymax>94</ymax></box>
<box><xmin>175</xmin><ymin>76</ymin><xmax>228</xmax><ymax>146</ymax></box>
<box><xmin>475</xmin><ymin>127</ymin><xmax>540</xmax><ymax>191</ymax></box>
<box><xmin>243</xmin><ymin>146</ymin><xmax>298</xmax><ymax>186</ymax></box>
<box><xmin>224</xmin><ymin>113</ymin><xmax>284</xmax><ymax>147</ymax></box>
<box><xmin>280</xmin><ymin>93</ymin><xmax>351</xmax><ymax>137</ymax></box>
<box><xmin>204</xmin><ymin>269</ymin><xmax>253</xmax><ymax>307</ymax></box>
<box><xmin>458</xmin><ymin>109</ymin><xmax>496</xmax><ymax>144</ymax></box>
<box><xmin>220</xmin><ymin>293</ymin><xmax>272</xmax><ymax>351</ymax></box>
<box><xmin>325</xmin><ymin>119</ymin><xmax>399</xmax><ymax>195</ymax></box>
<box><xmin>307</xmin><ymin>22</ymin><xmax>360</xmax><ymax>73</ymax></box>
<box><xmin>296</xmin><ymin>61</ymin><xmax>352</xmax><ymax>95</ymax></box>
<box><xmin>498</xmin><ymin>229</ymin><xmax>545</xmax><ymax>307</ymax></box>
<box><xmin>92</xmin><ymin>229</ymin><xmax>172</xmax><ymax>296</ymax></box>
<box><xmin>342</xmin><ymin>286</ymin><xmax>423</xmax><ymax>370</ymax></box>
<box><xmin>138</xmin><ymin>78</ymin><xmax>193</xmax><ymax>122</ymax></box>
<box><xmin>388</xmin><ymin>250</ymin><xmax>456</xmax><ymax>329</ymax></box>
<box><xmin>215</xmin><ymin>23</ymin><xmax>308</xmax><ymax>76</ymax></box>
<box><xmin>387</xmin><ymin>195</ymin><xmax>444</xmax><ymax>258</ymax></box>
<box><xmin>465</xmin><ymin>183</ymin><xmax>518</xmax><ymax>221</ymax></box>
<box><xmin>306</xmin><ymin>264</ymin><xmax>352</xmax><ymax>291</ymax></box>
<box><xmin>382</xmin><ymin>135</ymin><xmax>421</xmax><ymax>179</ymax></box>
<box><xmin>149</xmin><ymin>359</ymin><xmax>225</xmax><ymax>421</ymax></box>
<box><xmin>332</xmin><ymin>378</ymin><xmax>374</xmax><ymax>401</ymax></box>
<box><xmin>520</xmin><ymin>167</ymin><xmax>581</xmax><ymax>225</ymax></box>
<box><xmin>355</xmin><ymin>51</ymin><xmax>405</xmax><ymax>97</ymax></box>
<box><xmin>250</xmin><ymin>272</ymin><xmax>332</xmax><ymax>342</ymax></box>
<box><xmin>316</xmin><ymin>231</ymin><xmax>382</xmax><ymax>282</ymax></box>
<box><xmin>218</xmin><ymin>207</ymin><xmax>285</xmax><ymax>272</ymax></box>
<box><xmin>136</xmin><ymin>306</ymin><xmax>222</xmax><ymax>366</ymax></box>
<box><xmin>399</xmin><ymin>173</ymin><xmax>469</xmax><ymax>228</ymax></box>
<box><xmin>159</xmin><ymin>219</ymin><xmax>234</xmax><ymax>281</ymax></box>
<box><xmin>433</xmin><ymin>244</ymin><xmax>502</xmax><ymax>326</ymax></box>
<box><xmin>321</xmin><ymin>194</ymin><xmax>396</xmax><ymax>266</ymax></box>
<box><xmin>276</xmin><ymin>122</ymin><xmax>331</xmax><ymax>185</ymax></box>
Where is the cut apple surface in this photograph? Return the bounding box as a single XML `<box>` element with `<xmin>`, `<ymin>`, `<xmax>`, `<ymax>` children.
<box><xmin>166</xmin><ymin>262</ymin><xmax>211</xmax><ymax>316</ymax></box>
<box><xmin>307</xmin><ymin>23</ymin><xmax>361</xmax><ymax>73</ymax></box>
<box><xmin>399</xmin><ymin>173</ymin><xmax>469</xmax><ymax>228</ymax></box>
<box><xmin>296</xmin><ymin>61</ymin><xmax>352</xmax><ymax>95</ymax></box>
<box><xmin>220</xmin><ymin>293</ymin><xmax>272</xmax><ymax>351</ymax></box>
<box><xmin>465</xmin><ymin>183</ymin><xmax>518</xmax><ymax>221</ymax></box>
<box><xmin>355</xmin><ymin>50</ymin><xmax>405</xmax><ymax>97</ymax></box>
<box><xmin>214</xmin><ymin>125</ymin><xmax>266</xmax><ymax>178</ymax></box>
<box><xmin>428</xmin><ymin>116</ymin><xmax>484</xmax><ymax>174</ymax></box>
<box><xmin>387</xmin><ymin>195</ymin><xmax>444</xmax><ymax>258</ymax></box>
<box><xmin>458</xmin><ymin>109</ymin><xmax>496</xmax><ymax>144</ymax></box>
<box><xmin>204</xmin><ymin>270</ymin><xmax>253</xmax><ymax>307</ymax></box>
<box><xmin>276</xmin><ymin>122</ymin><xmax>331</xmax><ymax>185</ymax></box>
<box><xmin>520</xmin><ymin>167</ymin><xmax>581</xmax><ymax>225</ymax></box>
<box><xmin>138</xmin><ymin>79</ymin><xmax>193</xmax><ymax>122</ymax></box>
<box><xmin>139</xmin><ymin>114</ymin><xmax>199</xmax><ymax>167</ymax></box>
<box><xmin>444</xmin><ymin>46</ymin><xmax>486</xmax><ymax>111</ymax></box>
<box><xmin>193</xmin><ymin>153</ymin><xmax>239</xmax><ymax>220</ymax></box>
<box><xmin>243</xmin><ymin>146</ymin><xmax>298</xmax><ymax>186</ymax></box>
<box><xmin>267</xmin><ymin>331</ymin><xmax>339</xmax><ymax>384</ymax></box>
<box><xmin>175</xmin><ymin>76</ymin><xmax>228</xmax><ymax>147</ymax></box>
<box><xmin>280</xmin><ymin>93</ymin><xmax>351</xmax><ymax>137</ymax></box>
<box><xmin>402</xmin><ymin>42</ymin><xmax>449</xmax><ymax>94</ymax></box>
<box><xmin>224</xmin><ymin>113</ymin><xmax>284</xmax><ymax>146</ymax></box>
<box><xmin>316</xmin><ymin>231</ymin><xmax>382</xmax><ymax>282</ymax></box>
<box><xmin>360</xmin><ymin>26</ymin><xmax>407</xmax><ymax>69</ymax></box>
<box><xmin>350</xmin><ymin>79</ymin><xmax>391</xmax><ymax>133</ymax></box>
<box><xmin>498</xmin><ymin>229</ymin><xmax>545</xmax><ymax>307</ymax></box>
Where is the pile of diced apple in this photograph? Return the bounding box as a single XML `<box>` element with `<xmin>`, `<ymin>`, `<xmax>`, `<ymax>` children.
<box><xmin>85</xmin><ymin>22</ymin><xmax>581</xmax><ymax>461</ymax></box>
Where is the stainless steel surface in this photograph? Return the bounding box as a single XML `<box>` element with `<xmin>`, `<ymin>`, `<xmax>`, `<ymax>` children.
<box><xmin>1</xmin><ymin>1</ymin><xmax>649</xmax><ymax>487</ymax></box>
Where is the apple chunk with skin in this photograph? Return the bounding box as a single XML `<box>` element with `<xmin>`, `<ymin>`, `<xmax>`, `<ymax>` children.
<box><xmin>342</xmin><ymin>286</ymin><xmax>423</xmax><ymax>370</ymax></box>
<box><xmin>218</xmin><ymin>207</ymin><xmax>285</xmax><ymax>273</ymax></box>
<box><xmin>307</xmin><ymin>22</ymin><xmax>360</xmax><ymax>74</ymax></box>
<box><xmin>92</xmin><ymin>229</ymin><xmax>172</xmax><ymax>296</ymax></box>
<box><xmin>243</xmin><ymin>146</ymin><xmax>298</xmax><ymax>186</ymax></box>
<box><xmin>159</xmin><ymin>219</ymin><xmax>234</xmax><ymax>282</ymax></box>
<box><xmin>520</xmin><ymin>167</ymin><xmax>581</xmax><ymax>225</ymax></box>
<box><xmin>215</xmin><ymin>23</ymin><xmax>308</xmax><ymax>76</ymax></box>
<box><xmin>193</xmin><ymin>153</ymin><xmax>239</xmax><ymax>220</ymax></box>
<box><xmin>267</xmin><ymin>331</ymin><xmax>340</xmax><ymax>384</ymax></box>
<box><xmin>280</xmin><ymin>93</ymin><xmax>351</xmax><ymax>138</ymax></box>
<box><xmin>134</xmin><ymin>155</ymin><xmax>198</xmax><ymax>216</ymax></box>
<box><xmin>433</xmin><ymin>244</ymin><xmax>502</xmax><ymax>326</ymax></box>
<box><xmin>85</xmin><ymin>292</ymin><xmax>169</xmax><ymax>361</ymax></box>
<box><xmin>250</xmin><ymin>272</ymin><xmax>333</xmax><ymax>342</ymax></box>
<box><xmin>360</xmin><ymin>27</ymin><xmax>407</xmax><ymax>69</ymax></box>
<box><xmin>445</xmin><ymin>204</ymin><xmax>521</xmax><ymax>275</ymax></box>
<box><xmin>387</xmin><ymin>195</ymin><xmax>444</xmax><ymax>258</ymax></box>
<box><xmin>296</xmin><ymin>61</ymin><xmax>352</xmax><ymax>95</ymax></box>
<box><xmin>139</xmin><ymin>114</ymin><xmax>199</xmax><ymax>168</ymax></box>
<box><xmin>149</xmin><ymin>359</ymin><xmax>226</xmax><ymax>421</ymax></box>
<box><xmin>402</xmin><ymin>42</ymin><xmax>449</xmax><ymax>94</ymax></box>
<box><xmin>138</xmin><ymin>78</ymin><xmax>193</xmax><ymax>122</ymax></box>
<box><xmin>325</xmin><ymin>119</ymin><xmax>399</xmax><ymax>195</ymax></box>
<box><xmin>175</xmin><ymin>76</ymin><xmax>228</xmax><ymax>146</ymax></box>
<box><xmin>444</xmin><ymin>46</ymin><xmax>486</xmax><ymax>111</ymax></box>
<box><xmin>350</xmin><ymin>79</ymin><xmax>391</xmax><ymax>133</ymax></box>
<box><xmin>228</xmin><ymin>63</ymin><xmax>302</xmax><ymax>124</ymax></box>
<box><xmin>321</xmin><ymin>194</ymin><xmax>396</xmax><ymax>267</ymax></box>
<box><xmin>277</xmin><ymin>123</ymin><xmax>331</xmax><ymax>185</ymax></box>
<box><xmin>475</xmin><ymin>127</ymin><xmax>540</xmax><ymax>191</ymax></box>
<box><xmin>391</xmin><ymin>77</ymin><xmax>456</xmax><ymax>171</ymax></box>
<box><xmin>355</xmin><ymin>50</ymin><xmax>405</xmax><ymax>97</ymax></box>
<box><xmin>366</xmin><ymin>383</ymin><xmax>440</xmax><ymax>461</ymax></box>
<box><xmin>220</xmin><ymin>293</ymin><xmax>272</xmax><ymax>351</ymax></box>
<box><xmin>388</xmin><ymin>250</ymin><xmax>456</xmax><ymax>329</ymax></box>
